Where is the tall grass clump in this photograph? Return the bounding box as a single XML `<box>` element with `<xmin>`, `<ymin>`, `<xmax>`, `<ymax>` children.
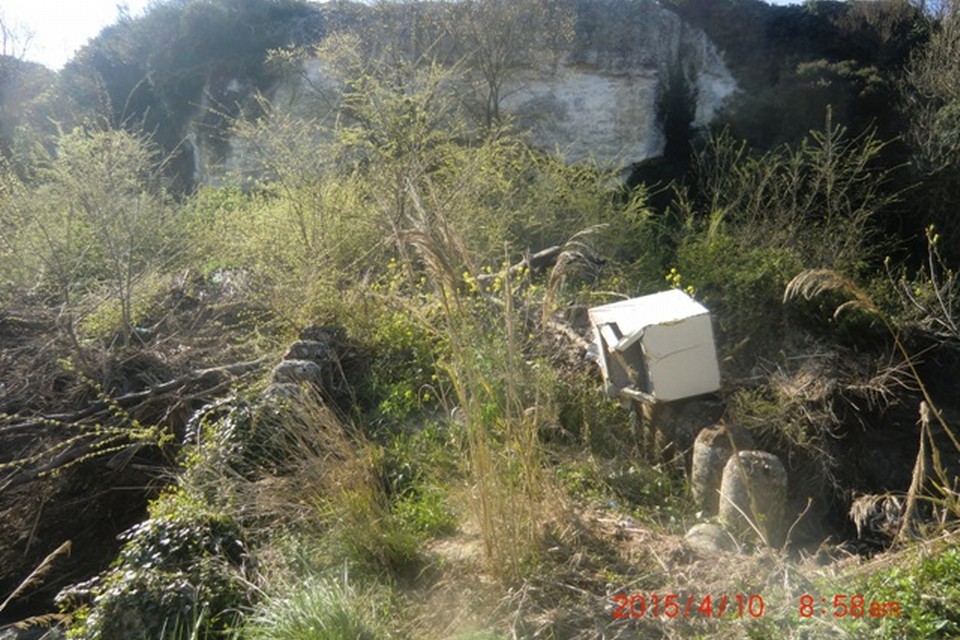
<box><xmin>244</xmin><ymin>575</ymin><xmax>385</xmax><ymax>640</ymax></box>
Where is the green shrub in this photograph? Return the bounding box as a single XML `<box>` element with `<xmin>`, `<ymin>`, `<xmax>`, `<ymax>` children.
<box><xmin>69</xmin><ymin>490</ymin><xmax>250</xmax><ymax>640</ymax></box>
<box><xmin>555</xmin><ymin>457</ymin><xmax>689</xmax><ymax>526</ymax></box>
<box><xmin>381</xmin><ymin>425</ymin><xmax>458</xmax><ymax>537</ymax></box>
<box><xmin>0</xmin><ymin>126</ymin><xmax>187</xmax><ymax>346</ymax></box>
<box><xmin>832</xmin><ymin>545</ymin><xmax>960</xmax><ymax>639</ymax></box>
<box><xmin>392</xmin><ymin>483</ymin><xmax>457</xmax><ymax>538</ymax></box>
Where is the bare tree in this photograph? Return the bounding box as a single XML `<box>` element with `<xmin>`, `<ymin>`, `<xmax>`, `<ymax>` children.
<box><xmin>0</xmin><ymin>14</ymin><xmax>31</xmax><ymax>62</ymax></box>
<box><xmin>443</xmin><ymin>0</ymin><xmax>574</xmax><ymax>127</ymax></box>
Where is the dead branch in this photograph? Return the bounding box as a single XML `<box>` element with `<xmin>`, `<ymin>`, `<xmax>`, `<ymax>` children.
<box><xmin>0</xmin><ymin>357</ymin><xmax>267</xmax><ymax>494</ymax></box>
<box><xmin>476</xmin><ymin>245</ymin><xmax>564</xmax><ymax>284</ymax></box>
<box><xmin>0</xmin><ymin>357</ymin><xmax>266</xmax><ymax>435</ymax></box>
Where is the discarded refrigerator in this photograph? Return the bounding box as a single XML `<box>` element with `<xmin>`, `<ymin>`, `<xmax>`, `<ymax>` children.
<box><xmin>588</xmin><ymin>289</ymin><xmax>721</xmax><ymax>404</ymax></box>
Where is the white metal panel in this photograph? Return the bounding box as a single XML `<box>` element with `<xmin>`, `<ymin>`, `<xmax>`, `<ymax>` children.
<box><xmin>641</xmin><ymin>315</ymin><xmax>720</xmax><ymax>400</ymax></box>
<box><xmin>588</xmin><ymin>289</ymin><xmax>721</xmax><ymax>402</ymax></box>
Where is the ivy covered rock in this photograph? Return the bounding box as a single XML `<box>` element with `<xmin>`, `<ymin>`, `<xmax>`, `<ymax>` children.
<box><xmin>65</xmin><ymin>493</ymin><xmax>251</xmax><ymax>640</ymax></box>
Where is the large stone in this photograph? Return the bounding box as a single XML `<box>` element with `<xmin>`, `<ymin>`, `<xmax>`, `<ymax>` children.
<box><xmin>719</xmin><ymin>451</ymin><xmax>787</xmax><ymax>547</ymax></box>
<box><xmin>690</xmin><ymin>423</ymin><xmax>755</xmax><ymax>516</ymax></box>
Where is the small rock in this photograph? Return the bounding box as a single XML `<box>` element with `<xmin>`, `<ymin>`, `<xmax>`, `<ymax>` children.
<box><xmin>0</xmin><ymin>626</ymin><xmax>64</xmax><ymax>640</ymax></box>
<box><xmin>283</xmin><ymin>340</ymin><xmax>334</xmax><ymax>362</ymax></box>
<box><xmin>262</xmin><ymin>382</ymin><xmax>310</xmax><ymax>405</ymax></box>
<box><xmin>684</xmin><ymin>522</ymin><xmax>738</xmax><ymax>555</ymax></box>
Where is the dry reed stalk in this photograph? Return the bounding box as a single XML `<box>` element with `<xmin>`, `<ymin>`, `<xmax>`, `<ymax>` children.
<box><xmin>899</xmin><ymin>402</ymin><xmax>930</xmax><ymax>542</ymax></box>
<box><xmin>0</xmin><ymin>540</ymin><xmax>72</xmax><ymax>615</ymax></box>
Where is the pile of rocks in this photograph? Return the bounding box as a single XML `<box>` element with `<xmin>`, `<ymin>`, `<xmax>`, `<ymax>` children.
<box><xmin>265</xmin><ymin>325</ymin><xmax>358</xmax><ymax>410</ymax></box>
<box><xmin>685</xmin><ymin>422</ymin><xmax>788</xmax><ymax>554</ymax></box>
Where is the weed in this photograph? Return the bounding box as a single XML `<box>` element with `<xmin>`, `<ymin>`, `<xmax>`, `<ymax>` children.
<box><xmin>244</xmin><ymin>575</ymin><xmax>385</xmax><ymax>640</ymax></box>
<box><xmin>822</xmin><ymin>543</ymin><xmax>960</xmax><ymax>639</ymax></box>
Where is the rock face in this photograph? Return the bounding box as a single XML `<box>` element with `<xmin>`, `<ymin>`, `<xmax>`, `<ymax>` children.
<box><xmin>501</xmin><ymin>0</ymin><xmax>736</xmax><ymax>168</ymax></box>
<box><xmin>200</xmin><ymin>0</ymin><xmax>736</xmax><ymax>181</ymax></box>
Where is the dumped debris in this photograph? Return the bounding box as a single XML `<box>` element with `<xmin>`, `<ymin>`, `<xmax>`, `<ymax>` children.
<box><xmin>588</xmin><ymin>290</ymin><xmax>721</xmax><ymax>405</ymax></box>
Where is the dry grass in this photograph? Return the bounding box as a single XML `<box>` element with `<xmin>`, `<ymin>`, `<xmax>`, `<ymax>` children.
<box><xmin>397</xmin><ymin>501</ymin><xmax>861</xmax><ymax>640</ymax></box>
<box><xmin>0</xmin><ymin>540</ymin><xmax>72</xmax><ymax>616</ymax></box>
<box><xmin>786</xmin><ymin>268</ymin><xmax>960</xmax><ymax>534</ymax></box>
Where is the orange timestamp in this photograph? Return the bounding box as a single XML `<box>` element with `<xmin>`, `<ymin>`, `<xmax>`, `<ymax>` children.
<box><xmin>798</xmin><ymin>594</ymin><xmax>902</xmax><ymax>619</ymax></box>
<box><xmin>612</xmin><ymin>593</ymin><xmax>766</xmax><ymax>619</ymax></box>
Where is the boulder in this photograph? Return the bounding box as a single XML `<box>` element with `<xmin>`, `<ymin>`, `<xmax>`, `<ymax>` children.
<box><xmin>684</xmin><ymin>522</ymin><xmax>738</xmax><ymax>555</ymax></box>
<box><xmin>718</xmin><ymin>451</ymin><xmax>787</xmax><ymax>547</ymax></box>
<box><xmin>690</xmin><ymin>423</ymin><xmax>754</xmax><ymax>516</ymax></box>
<box><xmin>270</xmin><ymin>359</ymin><xmax>324</xmax><ymax>388</ymax></box>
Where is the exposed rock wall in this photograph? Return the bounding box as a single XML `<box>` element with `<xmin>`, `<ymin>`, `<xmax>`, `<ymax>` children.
<box><xmin>501</xmin><ymin>0</ymin><xmax>736</xmax><ymax>168</ymax></box>
<box><xmin>197</xmin><ymin>0</ymin><xmax>737</xmax><ymax>181</ymax></box>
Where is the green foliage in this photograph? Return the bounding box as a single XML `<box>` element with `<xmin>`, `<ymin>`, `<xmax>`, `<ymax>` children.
<box><xmin>381</xmin><ymin>424</ymin><xmax>459</xmax><ymax>537</ymax></box>
<box><xmin>555</xmin><ymin>457</ymin><xmax>689</xmax><ymax>527</ymax></box>
<box><xmin>315</xmin><ymin>447</ymin><xmax>425</xmax><ymax>577</ymax></box>
<box><xmin>391</xmin><ymin>483</ymin><xmax>457</xmax><ymax>537</ymax></box>
<box><xmin>243</xmin><ymin>576</ymin><xmax>385</xmax><ymax>640</ymax></box>
<box><xmin>673</xmin><ymin>119</ymin><xmax>894</xmax><ymax>369</ymax></box>
<box><xmin>69</xmin><ymin>489</ymin><xmax>250</xmax><ymax>640</ymax></box>
<box><xmin>359</xmin><ymin>269</ymin><xmax>448</xmax><ymax>423</ymax></box>
<box><xmin>184</xmin><ymin>393</ymin><xmax>287</xmax><ymax>483</ymax></box>
<box><xmin>677</xmin><ymin>231</ymin><xmax>803</xmax><ymax>351</ymax></box>
<box><xmin>549</xmin><ymin>369</ymin><xmax>630</xmax><ymax>454</ymax></box>
<box><xmin>0</xmin><ymin>126</ymin><xmax>185</xmax><ymax>345</ymax></box>
<box><xmin>823</xmin><ymin>545</ymin><xmax>960</xmax><ymax>639</ymax></box>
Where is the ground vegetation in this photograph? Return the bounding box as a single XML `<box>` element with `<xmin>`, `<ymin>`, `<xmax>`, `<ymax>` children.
<box><xmin>3</xmin><ymin>1</ymin><xmax>960</xmax><ymax>639</ymax></box>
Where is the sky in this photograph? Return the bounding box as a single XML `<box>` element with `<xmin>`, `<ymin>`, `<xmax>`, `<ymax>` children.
<box><xmin>3</xmin><ymin>0</ymin><xmax>806</xmax><ymax>71</ymax></box>
<box><xmin>2</xmin><ymin>0</ymin><xmax>154</xmax><ymax>70</ymax></box>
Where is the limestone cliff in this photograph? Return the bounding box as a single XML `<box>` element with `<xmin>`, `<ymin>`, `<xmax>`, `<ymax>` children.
<box><xmin>197</xmin><ymin>0</ymin><xmax>736</xmax><ymax>182</ymax></box>
<box><xmin>499</xmin><ymin>0</ymin><xmax>735</xmax><ymax>168</ymax></box>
